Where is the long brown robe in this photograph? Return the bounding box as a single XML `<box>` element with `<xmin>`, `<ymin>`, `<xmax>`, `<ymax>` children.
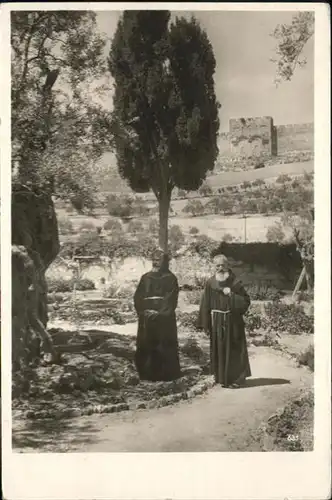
<box><xmin>198</xmin><ymin>271</ymin><xmax>251</xmax><ymax>387</ymax></box>
<box><xmin>134</xmin><ymin>270</ymin><xmax>181</xmax><ymax>381</ymax></box>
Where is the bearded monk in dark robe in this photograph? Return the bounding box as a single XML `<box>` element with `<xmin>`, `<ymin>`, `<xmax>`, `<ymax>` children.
<box><xmin>198</xmin><ymin>254</ymin><xmax>251</xmax><ymax>388</ymax></box>
<box><xmin>134</xmin><ymin>249</ymin><xmax>181</xmax><ymax>381</ymax></box>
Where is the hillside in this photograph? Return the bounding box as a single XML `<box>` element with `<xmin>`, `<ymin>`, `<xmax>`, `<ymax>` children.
<box><xmin>95</xmin><ymin>152</ymin><xmax>313</xmax><ymax>196</ymax></box>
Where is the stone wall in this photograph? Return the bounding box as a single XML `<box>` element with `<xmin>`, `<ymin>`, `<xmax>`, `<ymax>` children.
<box><xmin>217</xmin><ymin>120</ymin><xmax>314</xmax><ymax>160</ymax></box>
<box><xmin>276</xmin><ymin>123</ymin><xmax>314</xmax><ymax>154</ymax></box>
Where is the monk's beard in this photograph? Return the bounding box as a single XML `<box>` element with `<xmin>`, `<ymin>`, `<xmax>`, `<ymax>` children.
<box><xmin>215</xmin><ymin>271</ymin><xmax>229</xmax><ymax>282</ymax></box>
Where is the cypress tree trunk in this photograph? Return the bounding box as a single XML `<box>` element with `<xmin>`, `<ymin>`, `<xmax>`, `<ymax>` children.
<box><xmin>158</xmin><ymin>190</ymin><xmax>171</xmax><ymax>253</ymax></box>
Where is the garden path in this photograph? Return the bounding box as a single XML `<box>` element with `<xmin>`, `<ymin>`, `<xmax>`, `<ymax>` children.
<box><xmin>13</xmin><ymin>347</ymin><xmax>312</xmax><ymax>452</ymax></box>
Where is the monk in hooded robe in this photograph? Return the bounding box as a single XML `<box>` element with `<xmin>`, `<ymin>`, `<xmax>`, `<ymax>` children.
<box><xmin>134</xmin><ymin>249</ymin><xmax>181</xmax><ymax>382</ymax></box>
<box><xmin>198</xmin><ymin>254</ymin><xmax>251</xmax><ymax>388</ymax></box>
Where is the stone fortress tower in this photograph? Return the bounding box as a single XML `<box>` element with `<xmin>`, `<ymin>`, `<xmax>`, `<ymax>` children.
<box><xmin>229</xmin><ymin>116</ymin><xmax>278</xmax><ymax>158</ymax></box>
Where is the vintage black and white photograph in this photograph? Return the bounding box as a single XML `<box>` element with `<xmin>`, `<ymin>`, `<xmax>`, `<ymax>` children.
<box><xmin>8</xmin><ymin>5</ymin><xmax>320</xmax><ymax>455</ymax></box>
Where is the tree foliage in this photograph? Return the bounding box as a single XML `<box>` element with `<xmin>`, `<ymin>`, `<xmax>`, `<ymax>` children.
<box><xmin>272</xmin><ymin>12</ymin><xmax>314</xmax><ymax>84</ymax></box>
<box><xmin>266</xmin><ymin>208</ymin><xmax>314</xmax><ymax>290</ymax></box>
<box><xmin>108</xmin><ymin>11</ymin><xmax>219</xmax><ymax>250</ymax></box>
<box><xmin>11</xmin><ymin>11</ymin><xmax>113</xmax><ymax>210</ymax></box>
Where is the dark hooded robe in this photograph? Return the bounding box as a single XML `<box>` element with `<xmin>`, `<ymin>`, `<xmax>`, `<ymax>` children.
<box><xmin>198</xmin><ymin>271</ymin><xmax>251</xmax><ymax>387</ymax></box>
<box><xmin>134</xmin><ymin>269</ymin><xmax>181</xmax><ymax>381</ymax></box>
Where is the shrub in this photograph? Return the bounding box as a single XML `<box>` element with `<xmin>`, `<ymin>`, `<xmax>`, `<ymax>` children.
<box><xmin>247</xmin><ymin>283</ymin><xmax>284</xmax><ymax>301</ymax></box>
<box><xmin>47</xmin><ymin>277</ymin><xmax>95</xmax><ymax>293</ymax></box>
<box><xmin>276</xmin><ymin>174</ymin><xmax>292</xmax><ymax>184</ymax></box>
<box><xmin>183</xmin><ymin>199</ymin><xmax>205</xmax><ymax>217</ymax></box>
<box><xmin>189</xmin><ymin>226</ymin><xmax>200</xmax><ymax>235</ymax></box>
<box><xmin>264</xmin><ymin>301</ymin><xmax>314</xmax><ymax>335</ymax></box>
<box><xmin>297</xmin><ymin>344</ymin><xmax>314</xmax><ymax>371</ymax></box>
<box><xmin>127</xmin><ymin>219</ymin><xmax>144</xmax><ymax>234</ymax></box>
<box><xmin>205</xmin><ymin>197</ymin><xmax>231</xmax><ymax>215</ymax></box>
<box><xmin>177</xmin><ymin>311</ymin><xmax>199</xmax><ymax>330</ymax></box>
<box><xmin>244</xmin><ymin>305</ymin><xmax>263</xmax><ymax>334</ymax></box>
<box><xmin>181</xmin><ymin>337</ymin><xmax>206</xmax><ymax>363</ymax></box>
<box><xmin>189</xmin><ymin>234</ymin><xmax>218</xmax><ymax>258</ymax></box>
<box><xmin>107</xmin><ymin>194</ymin><xmax>133</xmax><ymax>218</ymax></box>
<box><xmin>266</xmin><ymin>224</ymin><xmax>286</xmax><ymax>243</ymax></box>
<box><xmin>222</xmin><ymin>232</ymin><xmax>234</xmax><ymax>243</ymax></box>
<box><xmin>58</xmin><ymin>217</ymin><xmax>74</xmax><ymax>235</ymax></box>
<box><xmin>103</xmin><ymin>218</ymin><xmax>124</xmax><ymax>234</ymax></box>
<box><xmin>74</xmin><ymin>278</ymin><xmax>96</xmax><ymax>291</ymax></box>
<box><xmin>59</xmin><ymin>233</ymin><xmax>105</xmax><ymax>259</ymax></box>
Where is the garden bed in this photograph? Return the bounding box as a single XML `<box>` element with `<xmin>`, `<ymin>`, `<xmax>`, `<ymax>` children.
<box><xmin>12</xmin><ymin>328</ymin><xmax>212</xmax><ymax>421</ymax></box>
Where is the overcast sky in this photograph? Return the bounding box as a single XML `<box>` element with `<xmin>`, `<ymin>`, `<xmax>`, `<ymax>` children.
<box><xmin>96</xmin><ymin>10</ymin><xmax>314</xmax><ymax>132</ymax></box>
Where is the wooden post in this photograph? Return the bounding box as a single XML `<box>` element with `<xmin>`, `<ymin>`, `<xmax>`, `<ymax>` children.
<box><xmin>292</xmin><ymin>266</ymin><xmax>306</xmax><ymax>300</ymax></box>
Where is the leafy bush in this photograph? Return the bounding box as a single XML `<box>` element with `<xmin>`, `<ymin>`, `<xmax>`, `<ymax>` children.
<box><xmin>247</xmin><ymin>283</ymin><xmax>284</xmax><ymax>301</ymax></box>
<box><xmin>47</xmin><ymin>277</ymin><xmax>95</xmax><ymax>293</ymax></box>
<box><xmin>181</xmin><ymin>337</ymin><xmax>206</xmax><ymax>363</ymax></box>
<box><xmin>58</xmin><ymin>217</ymin><xmax>74</xmax><ymax>235</ymax></box>
<box><xmin>297</xmin><ymin>344</ymin><xmax>314</xmax><ymax>371</ymax></box>
<box><xmin>266</xmin><ymin>223</ymin><xmax>286</xmax><ymax>243</ymax></box>
<box><xmin>222</xmin><ymin>232</ymin><xmax>234</xmax><ymax>243</ymax></box>
<box><xmin>183</xmin><ymin>199</ymin><xmax>205</xmax><ymax>217</ymax></box>
<box><xmin>276</xmin><ymin>174</ymin><xmax>292</xmax><ymax>184</ymax></box>
<box><xmin>103</xmin><ymin>218</ymin><xmax>124</xmax><ymax>234</ymax></box>
<box><xmin>104</xmin><ymin>282</ymin><xmax>135</xmax><ymax>300</ymax></box>
<box><xmin>177</xmin><ymin>311</ymin><xmax>199</xmax><ymax>330</ymax></box>
<box><xmin>189</xmin><ymin>226</ymin><xmax>200</xmax><ymax>235</ymax></box>
<box><xmin>60</xmin><ymin>233</ymin><xmax>105</xmax><ymax>259</ymax></box>
<box><xmin>244</xmin><ymin>308</ymin><xmax>262</xmax><ymax>333</ymax></box>
<box><xmin>205</xmin><ymin>197</ymin><xmax>231</xmax><ymax>215</ymax></box>
<box><xmin>127</xmin><ymin>219</ymin><xmax>144</xmax><ymax>234</ymax></box>
<box><xmin>189</xmin><ymin>234</ymin><xmax>218</xmax><ymax>258</ymax></box>
<box><xmin>107</xmin><ymin>194</ymin><xmax>133</xmax><ymax>218</ymax></box>
<box><xmin>264</xmin><ymin>301</ymin><xmax>314</xmax><ymax>335</ymax></box>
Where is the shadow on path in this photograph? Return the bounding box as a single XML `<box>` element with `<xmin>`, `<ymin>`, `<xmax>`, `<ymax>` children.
<box><xmin>12</xmin><ymin>418</ymin><xmax>101</xmax><ymax>452</ymax></box>
<box><xmin>243</xmin><ymin>377</ymin><xmax>290</xmax><ymax>388</ymax></box>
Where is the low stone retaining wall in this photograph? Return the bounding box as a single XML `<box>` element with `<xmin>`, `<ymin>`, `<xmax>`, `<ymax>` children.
<box><xmin>15</xmin><ymin>375</ymin><xmax>215</xmax><ymax>420</ymax></box>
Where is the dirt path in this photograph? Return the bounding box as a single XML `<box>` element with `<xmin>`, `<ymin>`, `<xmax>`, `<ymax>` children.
<box><xmin>13</xmin><ymin>347</ymin><xmax>313</xmax><ymax>453</ymax></box>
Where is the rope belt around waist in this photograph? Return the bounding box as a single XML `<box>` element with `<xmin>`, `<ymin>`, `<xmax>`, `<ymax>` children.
<box><xmin>211</xmin><ymin>309</ymin><xmax>231</xmax><ymax>316</ymax></box>
<box><xmin>211</xmin><ymin>309</ymin><xmax>231</xmax><ymax>331</ymax></box>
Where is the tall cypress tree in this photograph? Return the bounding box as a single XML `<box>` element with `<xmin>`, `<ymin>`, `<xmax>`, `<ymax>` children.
<box><xmin>109</xmin><ymin>11</ymin><xmax>220</xmax><ymax>252</ymax></box>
